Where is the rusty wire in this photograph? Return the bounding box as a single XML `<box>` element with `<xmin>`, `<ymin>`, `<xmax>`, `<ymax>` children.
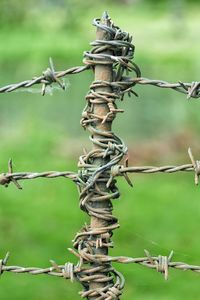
<box><xmin>1</xmin><ymin>147</ymin><xmax>199</xmax><ymax>189</ymax></box>
<box><xmin>0</xmin><ymin>12</ymin><xmax>200</xmax><ymax>300</ymax></box>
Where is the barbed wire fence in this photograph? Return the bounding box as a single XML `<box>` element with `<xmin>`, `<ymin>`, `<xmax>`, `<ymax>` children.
<box><xmin>0</xmin><ymin>11</ymin><xmax>200</xmax><ymax>300</ymax></box>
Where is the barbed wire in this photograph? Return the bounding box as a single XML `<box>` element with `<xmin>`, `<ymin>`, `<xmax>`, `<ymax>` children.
<box><xmin>0</xmin><ymin>159</ymin><xmax>78</xmax><ymax>189</ymax></box>
<box><xmin>134</xmin><ymin>78</ymin><xmax>200</xmax><ymax>99</ymax></box>
<box><xmin>0</xmin><ymin>171</ymin><xmax>79</xmax><ymax>188</ymax></box>
<box><xmin>108</xmin><ymin>147</ymin><xmax>200</xmax><ymax>186</ymax></box>
<box><xmin>0</xmin><ymin>60</ymin><xmax>90</xmax><ymax>95</ymax></box>
<box><xmin>0</xmin><ymin>161</ymin><xmax>199</xmax><ymax>189</ymax></box>
<box><xmin>1</xmin><ymin>11</ymin><xmax>200</xmax><ymax>300</ymax></box>
<box><xmin>1</xmin><ymin>250</ymin><xmax>200</xmax><ymax>283</ymax></box>
<box><xmin>0</xmin><ymin>61</ymin><xmax>199</xmax><ymax>98</ymax></box>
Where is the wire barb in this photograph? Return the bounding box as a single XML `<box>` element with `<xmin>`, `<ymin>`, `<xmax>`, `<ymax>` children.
<box><xmin>187</xmin><ymin>81</ymin><xmax>200</xmax><ymax>99</ymax></box>
<box><xmin>144</xmin><ymin>249</ymin><xmax>173</xmax><ymax>280</ymax></box>
<box><xmin>2</xmin><ymin>250</ymin><xmax>200</xmax><ymax>281</ymax></box>
<box><xmin>63</xmin><ymin>263</ymin><xmax>75</xmax><ymax>282</ymax></box>
<box><xmin>0</xmin><ymin>252</ymin><xmax>10</xmax><ymax>276</ymax></box>
<box><xmin>0</xmin><ymin>64</ymin><xmax>90</xmax><ymax>94</ymax></box>
<box><xmin>41</xmin><ymin>57</ymin><xmax>65</xmax><ymax>95</ymax></box>
<box><xmin>188</xmin><ymin>147</ymin><xmax>200</xmax><ymax>185</ymax></box>
<box><xmin>0</xmin><ymin>159</ymin><xmax>22</xmax><ymax>189</ymax></box>
<box><xmin>1</xmin><ymin>68</ymin><xmax>200</xmax><ymax>99</ymax></box>
<box><xmin>0</xmin><ymin>163</ymin><xmax>78</xmax><ymax>188</ymax></box>
<box><xmin>0</xmin><ymin>159</ymin><xmax>199</xmax><ymax>190</ymax></box>
<box><xmin>0</xmin><ymin>12</ymin><xmax>200</xmax><ymax>300</ymax></box>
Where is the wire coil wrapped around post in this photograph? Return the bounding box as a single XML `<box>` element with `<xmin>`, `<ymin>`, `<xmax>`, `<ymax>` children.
<box><xmin>73</xmin><ymin>12</ymin><xmax>140</xmax><ymax>298</ymax></box>
<box><xmin>1</xmin><ymin>12</ymin><xmax>200</xmax><ymax>300</ymax></box>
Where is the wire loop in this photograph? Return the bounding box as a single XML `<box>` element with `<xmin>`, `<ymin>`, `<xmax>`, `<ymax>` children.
<box><xmin>0</xmin><ymin>252</ymin><xmax>9</xmax><ymax>276</ymax></box>
<box><xmin>188</xmin><ymin>147</ymin><xmax>200</xmax><ymax>185</ymax></box>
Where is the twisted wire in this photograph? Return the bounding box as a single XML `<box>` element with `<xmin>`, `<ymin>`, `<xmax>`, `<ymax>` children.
<box><xmin>1</xmin><ymin>12</ymin><xmax>200</xmax><ymax>300</ymax></box>
<box><xmin>114</xmin><ymin>147</ymin><xmax>200</xmax><ymax>185</ymax></box>
<box><xmin>0</xmin><ymin>162</ymin><xmax>198</xmax><ymax>189</ymax></box>
<box><xmin>2</xmin><ymin>252</ymin><xmax>200</xmax><ymax>282</ymax></box>
<box><xmin>0</xmin><ymin>171</ymin><xmax>78</xmax><ymax>181</ymax></box>
<box><xmin>0</xmin><ymin>69</ymin><xmax>199</xmax><ymax>99</ymax></box>
<box><xmin>133</xmin><ymin>78</ymin><xmax>200</xmax><ymax>99</ymax></box>
<box><xmin>0</xmin><ymin>159</ymin><xmax>78</xmax><ymax>189</ymax></box>
<box><xmin>0</xmin><ymin>37</ymin><xmax>199</xmax><ymax>99</ymax></box>
<box><xmin>73</xmin><ymin>14</ymin><xmax>140</xmax><ymax>298</ymax></box>
<box><xmin>93</xmin><ymin>78</ymin><xmax>200</xmax><ymax>99</ymax></box>
<box><xmin>0</xmin><ymin>63</ymin><xmax>89</xmax><ymax>95</ymax></box>
<box><xmin>117</xmin><ymin>164</ymin><xmax>193</xmax><ymax>173</ymax></box>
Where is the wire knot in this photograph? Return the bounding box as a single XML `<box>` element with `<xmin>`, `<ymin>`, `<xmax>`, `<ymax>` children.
<box><xmin>188</xmin><ymin>147</ymin><xmax>200</xmax><ymax>185</ymax></box>
<box><xmin>0</xmin><ymin>159</ymin><xmax>22</xmax><ymax>189</ymax></box>
<box><xmin>0</xmin><ymin>252</ymin><xmax>10</xmax><ymax>276</ymax></box>
<box><xmin>42</xmin><ymin>58</ymin><xmax>65</xmax><ymax>95</ymax></box>
<box><xmin>50</xmin><ymin>260</ymin><xmax>75</xmax><ymax>282</ymax></box>
<box><xmin>63</xmin><ymin>262</ymin><xmax>75</xmax><ymax>282</ymax></box>
<box><xmin>187</xmin><ymin>81</ymin><xmax>200</xmax><ymax>99</ymax></box>
<box><xmin>144</xmin><ymin>249</ymin><xmax>173</xmax><ymax>280</ymax></box>
<box><xmin>107</xmin><ymin>163</ymin><xmax>133</xmax><ymax>188</ymax></box>
<box><xmin>111</xmin><ymin>165</ymin><xmax>122</xmax><ymax>177</ymax></box>
<box><xmin>156</xmin><ymin>255</ymin><xmax>169</xmax><ymax>279</ymax></box>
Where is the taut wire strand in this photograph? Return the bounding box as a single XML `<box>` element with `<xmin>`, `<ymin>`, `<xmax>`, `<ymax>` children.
<box><xmin>0</xmin><ymin>162</ymin><xmax>198</xmax><ymax>189</ymax></box>
<box><xmin>1</xmin><ymin>251</ymin><xmax>200</xmax><ymax>281</ymax></box>
<box><xmin>0</xmin><ymin>63</ymin><xmax>200</xmax><ymax>99</ymax></box>
<box><xmin>0</xmin><ymin>160</ymin><xmax>78</xmax><ymax>189</ymax></box>
<box><xmin>0</xmin><ymin>62</ymin><xmax>90</xmax><ymax>95</ymax></box>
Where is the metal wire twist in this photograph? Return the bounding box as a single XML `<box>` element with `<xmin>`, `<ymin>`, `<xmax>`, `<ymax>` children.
<box><xmin>0</xmin><ymin>12</ymin><xmax>200</xmax><ymax>300</ymax></box>
<box><xmin>0</xmin><ymin>61</ymin><xmax>89</xmax><ymax>95</ymax></box>
<box><xmin>73</xmin><ymin>14</ymin><xmax>136</xmax><ymax>298</ymax></box>
<box><xmin>0</xmin><ymin>159</ymin><xmax>78</xmax><ymax>189</ymax></box>
<box><xmin>2</xmin><ymin>250</ymin><xmax>200</xmax><ymax>282</ymax></box>
<box><xmin>0</xmin><ymin>40</ymin><xmax>199</xmax><ymax>98</ymax></box>
<box><xmin>115</xmin><ymin>148</ymin><xmax>200</xmax><ymax>186</ymax></box>
<box><xmin>1</xmin><ymin>147</ymin><xmax>199</xmax><ymax>189</ymax></box>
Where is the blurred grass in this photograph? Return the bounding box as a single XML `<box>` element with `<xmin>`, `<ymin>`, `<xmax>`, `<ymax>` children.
<box><xmin>0</xmin><ymin>1</ymin><xmax>200</xmax><ymax>299</ymax></box>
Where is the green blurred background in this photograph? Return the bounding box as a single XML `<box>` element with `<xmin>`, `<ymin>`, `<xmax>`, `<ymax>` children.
<box><xmin>0</xmin><ymin>0</ymin><xmax>200</xmax><ymax>299</ymax></box>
